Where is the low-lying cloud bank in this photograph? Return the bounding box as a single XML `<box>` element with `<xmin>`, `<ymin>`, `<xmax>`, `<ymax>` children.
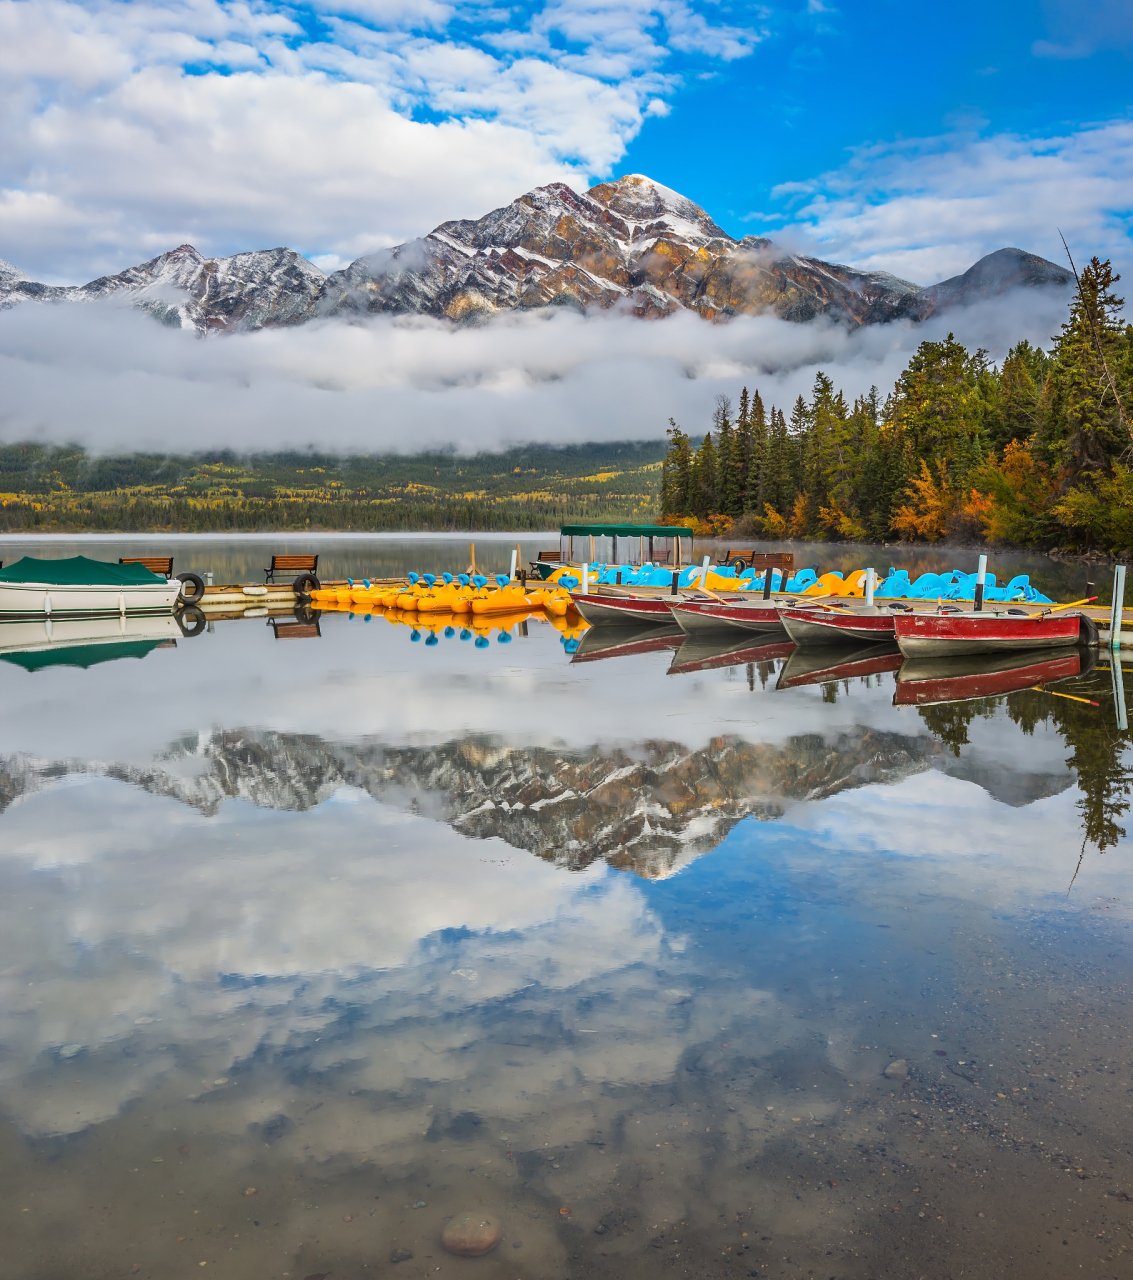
<box><xmin>0</xmin><ymin>288</ymin><xmax>1074</xmax><ymax>455</ymax></box>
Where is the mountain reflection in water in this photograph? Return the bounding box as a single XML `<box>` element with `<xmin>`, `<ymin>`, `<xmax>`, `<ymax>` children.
<box><xmin>1</xmin><ymin>583</ymin><xmax>1132</xmax><ymax>1280</ymax></box>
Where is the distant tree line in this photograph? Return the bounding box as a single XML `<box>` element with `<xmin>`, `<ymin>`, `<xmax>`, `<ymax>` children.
<box><xmin>661</xmin><ymin>257</ymin><xmax>1133</xmax><ymax>553</ymax></box>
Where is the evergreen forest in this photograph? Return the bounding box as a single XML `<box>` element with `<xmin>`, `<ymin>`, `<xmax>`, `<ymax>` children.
<box><xmin>661</xmin><ymin>257</ymin><xmax>1133</xmax><ymax>555</ymax></box>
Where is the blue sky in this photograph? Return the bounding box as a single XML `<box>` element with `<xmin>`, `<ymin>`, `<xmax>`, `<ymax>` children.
<box><xmin>1</xmin><ymin>0</ymin><xmax>1130</xmax><ymax>285</ymax></box>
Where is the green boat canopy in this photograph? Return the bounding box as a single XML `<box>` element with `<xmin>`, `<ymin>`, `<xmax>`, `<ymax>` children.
<box><xmin>559</xmin><ymin>524</ymin><xmax>692</xmax><ymax>538</ymax></box>
<box><xmin>0</xmin><ymin>556</ymin><xmax>165</xmax><ymax>585</ymax></box>
<box><xmin>0</xmin><ymin>639</ymin><xmax>169</xmax><ymax>672</ymax></box>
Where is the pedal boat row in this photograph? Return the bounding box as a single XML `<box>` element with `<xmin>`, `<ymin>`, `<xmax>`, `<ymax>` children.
<box><xmin>568</xmin><ymin>588</ymin><xmax>1098</xmax><ymax>658</ymax></box>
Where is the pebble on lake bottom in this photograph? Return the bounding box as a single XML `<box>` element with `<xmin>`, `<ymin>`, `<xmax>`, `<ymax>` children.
<box><xmin>389</xmin><ymin>1248</ymin><xmax>413</xmax><ymax>1264</ymax></box>
<box><xmin>884</xmin><ymin>1059</ymin><xmax>908</xmax><ymax>1079</ymax></box>
<box><xmin>442</xmin><ymin>1212</ymin><xmax>501</xmax><ymax>1257</ymax></box>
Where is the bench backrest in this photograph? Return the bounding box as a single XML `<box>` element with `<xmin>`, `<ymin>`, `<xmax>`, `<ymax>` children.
<box><xmin>722</xmin><ymin>551</ymin><xmax>794</xmax><ymax>570</ymax></box>
<box><xmin>536</xmin><ymin>551</ymin><xmax>561</xmax><ymax>562</ymax></box>
<box><xmin>120</xmin><ymin>556</ymin><xmax>173</xmax><ymax>576</ymax></box>
<box><xmin>270</xmin><ymin>554</ymin><xmax>318</xmax><ymax>572</ymax></box>
<box><xmin>272</xmin><ymin>620</ymin><xmax>322</xmax><ymax>639</ymax></box>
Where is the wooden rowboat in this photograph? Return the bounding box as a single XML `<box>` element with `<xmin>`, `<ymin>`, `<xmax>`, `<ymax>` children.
<box><xmin>775</xmin><ymin>643</ymin><xmax>903</xmax><ymax>690</ymax></box>
<box><xmin>893</xmin><ymin>610</ymin><xmax>1089</xmax><ymax>657</ymax></box>
<box><xmin>669</xmin><ymin>599</ymin><xmax>785</xmax><ymax>636</ymax></box>
<box><xmin>571</xmin><ymin>623</ymin><xmax>684</xmax><ymax>663</ymax></box>
<box><xmin>779</xmin><ymin>605</ymin><xmax>895</xmax><ymax>646</ymax></box>
<box><xmin>569</xmin><ymin>591</ymin><xmax>675</xmax><ymax>626</ymax></box>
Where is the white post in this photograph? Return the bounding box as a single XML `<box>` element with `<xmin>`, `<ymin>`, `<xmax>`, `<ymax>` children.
<box><xmin>1110</xmin><ymin>564</ymin><xmax>1126</xmax><ymax>650</ymax></box>
<box><xmin>700</xmin><ymin>555</ymin><xmax>711</xmax><ymax>590</ymax></box>
<box><xmin>1113</xmin><ymin>654</ymin><xmax>1128</xmax><ymax>731</ymax></box>
<box><xmin>974</xmin><ymin>554</ymin><xmax>988</xmax><ymax>612</ymax></box>
<box><xmin>865</xmin><ymin>567</ymin><xmax>876</xmax><ymax>608</ymax></box>
<box><xmin>509</xmin><ymin>548</ymin><xmax>518</xmax><ymax>581</ymax></box>
<box><xmin>581</xmin><ymin>562</ymin><xmax>589</xmax><ymax>595</ymax></box>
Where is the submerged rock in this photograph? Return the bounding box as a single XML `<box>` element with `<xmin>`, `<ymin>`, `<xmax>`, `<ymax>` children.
<box><xmin>441</xmin><ymin>1212</ymin><xmax>500</xmax><ymax>1257</ymax></box>
<box><xmin>884</xmin><ymin>1059</ymin><xmax>909</xmax><ymax>1079</ymax></box>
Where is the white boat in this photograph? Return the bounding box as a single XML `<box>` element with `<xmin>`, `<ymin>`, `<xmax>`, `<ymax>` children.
<box><xmin>0</xmin><ymin>556</ymin><xmax>182</xmax><ymax>619</ymax></box>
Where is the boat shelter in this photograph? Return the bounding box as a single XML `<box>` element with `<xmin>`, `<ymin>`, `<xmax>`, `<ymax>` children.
<box><xmin>559</xmin><ymin>523</ymin><xmax>693</xmax><ymax>568</ymax></box>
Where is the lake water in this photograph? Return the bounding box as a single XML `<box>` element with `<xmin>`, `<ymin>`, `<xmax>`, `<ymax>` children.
<box><xmin>2</xmin><ymin>535</ymin><xmax>1132</xmax><ymax>1280</ymax></box>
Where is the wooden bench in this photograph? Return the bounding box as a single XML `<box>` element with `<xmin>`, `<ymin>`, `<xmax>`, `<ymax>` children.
<box><xmin>120</xmin><ymin>556</ymin><xmax>174</xmax><ymax>578</ymax></box>
<box><xmin>720</xmin><ymin>551</ymin><xmax>794</xmax><ymax>598</ymax></box>
<box><xmin>264</xmin><ymin>554</ymin><xmax>320</xmax><ymax>593</ymax></box>
<box><xmin>535</xmin><ymin>551</ymin><xmax>562</xmax><ymax>563</ymax></box>
<box><xmin>271</xmin><ymin>617</ymin><xmax>322</xmax><ymax>640</ymax></box>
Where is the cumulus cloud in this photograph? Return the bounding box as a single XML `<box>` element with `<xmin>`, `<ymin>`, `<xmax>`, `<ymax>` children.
<box><xmin>0</xmin><ymin>287</ymin><xmax>1075</xmax><ymax>454</ymax></box>
<box><xmin>0</xmin><ymin>0</ymin><xmax>763</xmax><ymax>283</ymax></box>
<box><xmin>759</xmin><ymin>118</ymin><xmax>1133</xmax><ymax>284</ymax></box>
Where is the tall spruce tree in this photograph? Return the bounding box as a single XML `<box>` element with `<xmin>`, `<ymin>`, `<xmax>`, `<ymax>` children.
<box><xmin>714</xmin><ymin>395</ymin><xmax>742</xmax><ymax>517</ymax></box>
<box><xmin>689</xmin><ymin>432</ymin><xmax>718</xmax><ymax>516</ymax></box>
<box><xmin>662</xmin><ymin>419</ymin><xmax>693</xmax><ymax>515</ymax></box>
<box><xmin>744</xmin><ymin>389</ymin><xmax>768</xmax><ymax>512</ymax></box>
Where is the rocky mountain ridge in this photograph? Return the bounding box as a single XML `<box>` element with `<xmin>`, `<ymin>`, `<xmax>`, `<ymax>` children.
<box><xmin>0</xmin><ymin>721</ymin><xmax>1068</xmax><ymax>880</ymax></box>
<box><xmin>0</xmin><ymin>175</ymin><xmax>1072</xmax><ymax>333</ymax></box>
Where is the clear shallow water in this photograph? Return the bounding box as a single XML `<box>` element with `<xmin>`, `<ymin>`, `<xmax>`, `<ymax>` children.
<box><xmin>2</xmin><ymin>538</ymin><xmax>1133</xmax><ymax>1280</ymax></box>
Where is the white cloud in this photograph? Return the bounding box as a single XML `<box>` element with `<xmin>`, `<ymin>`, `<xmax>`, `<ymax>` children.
<box><xmin>0</xmin><ymin>286</ymin><xmax>1075</xmax><ymax>456</ymax></box>
<box><xmin>761</xmin><ymin>118</ymin><xmax>1133</xmax><ymax>284</ymax></box>
<box><xmin>0</xmin><ymin>0</ymin><xmax>762</xmax><ymax>283</ymax></box>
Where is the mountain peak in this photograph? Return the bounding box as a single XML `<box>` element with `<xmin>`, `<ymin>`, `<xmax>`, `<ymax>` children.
<box><xmin>587</xmin><ymin>174</ymin><xmax>732</xmax><ymax>243</ymax></box>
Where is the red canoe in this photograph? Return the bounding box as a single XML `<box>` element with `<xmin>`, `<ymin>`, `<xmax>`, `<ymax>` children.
<box><xmin>779</xmin><ymin>605</ymin><xmax>895</xmax><ymax>646</ymax></box>
<box><xmin>669</xmin><ymin>599</ymin><xmax>785</xmax><ymax>636</ymax></box>
<box><xmin>569</xmin><ymin>592</ymin><xmax>675</xmax><ymax>626</ymax></box>
<box><xmin>894</xmin><ymin>610</ymin><xmax>1086</xmax><ymax>657</ymax></box>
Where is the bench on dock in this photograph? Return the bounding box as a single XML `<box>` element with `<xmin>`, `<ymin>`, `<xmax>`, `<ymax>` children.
<box><xmin>120</xmin><ymin>556</ymin><xmax>174</xmax><ymax>578</ymax></box>
<box><xmin>264</xmin><ymin>554</ymin><xmax>320</xmax><ymax>593</ymax></box>
<box><xmin>535</xmin><ymin>551</ymin><xmax>561</xmax><ymax>564</ymax></box>
<box><xmin>720</xmin><ymin>550</ymin><xmax>794</xmax><ymax>575</ymax></box>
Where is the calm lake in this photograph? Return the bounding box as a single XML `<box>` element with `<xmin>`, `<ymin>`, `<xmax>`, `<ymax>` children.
<box><xmin>2</xmin><ymin>534</ymin><xmax>1131</xmax><ymax>1280</ymax></box>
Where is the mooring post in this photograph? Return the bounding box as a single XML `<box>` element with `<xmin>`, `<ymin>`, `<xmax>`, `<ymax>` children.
<box><xmin>1112</xmin><ymin>654</ymin><xmax>1128</xmax><ymax>732</ymax></box>
<box><xmin>865</xmin><ymin>567</ymin><xmax>876</xmax><ymax>608</ymax></box>
<box><xmin>974</xmin><ymin>554</ymin><xmax>987</xmax><ymax>612</ymax></box>
<box><xmin>671</xmin><ymin>568</ymin><xmax>679</xmax><ymax>596</ymax></box>
<box><xmin>700</xmin><ymin>555</ymin><xmax>711</xmax><ymax>592</ymax></box>
<box><xmin>581</xmin><ymin>561</ymin><xmax>589</xmax><ymax>596</ymax></box>
<box><xmin>509</xmin><ymin>548</ymin><xmax>518</xmax><ymax>581</ymax></box>
<box><xmin>1110</xmin><ymin>564</ymin><xmax>1126</xmax><ymax>650</ymax></box>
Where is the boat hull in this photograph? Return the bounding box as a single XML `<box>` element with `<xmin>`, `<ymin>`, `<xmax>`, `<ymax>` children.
<box><xmin>670</xmin><ymin>600</ymin><xmax>785</xmax><ymax>636</ymax></box>
<box><xmin>569</xmin><ymin>592</ymin><xmax>675</xmax><ymax>626</ymax></box>
<box><xmin>0</xmin><ymin>578</ymin><xmax>181</xmax><ymax>619</ymax></box>
<box><xmin>571</xmin><ymin>623</ymin><xmax>684</xmax><ymax>663</ymax></box>
<box><xmin>779</xmin><ymin>607</ymin><xmax>895</xmax><ymax>646</ymax></box>
<box><xmin>894</xmin><ymin>611</ymin><xmax>1083</xmax><ymax>657</ymax></box>
<box><xmin>669</xmin><ymin>636</ymin><xmax>795</xmax><ymax>676</ymax></box>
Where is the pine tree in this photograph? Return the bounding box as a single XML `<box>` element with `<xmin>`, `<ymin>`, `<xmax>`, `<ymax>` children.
<box><xmin>714</xmin><ymin>396</ymin><xmax>742</xmax><ymax>517</ymax></box>
<box><xmin>1038</xmin><ymin>257</ymin><xmax>1131</xmax><ymax>482</ymax></box>
<box><xmin>744</xmin><ymin>389</ymin><xmax>768</xmax><ymax>512</ymax></box>
<box><xmin>662</xmin><ymin>419</ymin><xmax>692</xmax><ymax>515</ymax></box>
<box><xmin>689</xmin><ymin>432</ymin><xmax>718</xmax><ymax>516</ymax></box>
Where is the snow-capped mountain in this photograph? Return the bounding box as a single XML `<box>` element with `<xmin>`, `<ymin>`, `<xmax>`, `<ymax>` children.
<box><xmin>0</xmin><ymin>175</ymin><xmax>1073</xmax><ymax>333</ymax></box>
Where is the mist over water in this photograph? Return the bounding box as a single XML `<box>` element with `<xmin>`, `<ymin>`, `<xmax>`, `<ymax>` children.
<box><xmin>0</xmin><ymin>288</ymin><xmax>1072</xmax><ymax>454</ymax></box>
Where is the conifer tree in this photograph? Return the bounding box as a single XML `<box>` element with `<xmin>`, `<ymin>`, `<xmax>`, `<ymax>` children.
<box><xmin>744</xmin><ymin>389</ymin><xmax>768</xmax><ymax>512</ymax></box>
<box><xmin>689</xmin><ymin>432</ymin><xmax>718</xmax><ymax>516</ymax></box>
<box><xmin>714</xmin><ymin>396</ymin><xmax>742</xmax><ymax>516</ymax></box>
<box><xmin>662</xmin><ymin>419</ymin><xmax>692</xmax><ymax>515</ymax></box>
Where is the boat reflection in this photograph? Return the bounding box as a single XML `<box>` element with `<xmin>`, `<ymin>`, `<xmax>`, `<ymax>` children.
<box><xmin>775</xmin><ymin>642</ymin><xmax>904</xmax><ymax>690</ymax></box>
<box><xmin>570</xmin><ymin>622</ymin><xmax>684</xmax><ymax>663</ymax></box>
<box><xmin>0</xmin><ymin>614</ymin><xmax>182</xmax><ymax>671</ymax></box>
<box><xmin>668</xmin><ymin>633</ymin><xmax>795</xmax><ymax>676</ymax></box>
<box><xmin>894</xmin><ymin>647</ymin><xmax>1092</xmax><ymax>706</ymax></box>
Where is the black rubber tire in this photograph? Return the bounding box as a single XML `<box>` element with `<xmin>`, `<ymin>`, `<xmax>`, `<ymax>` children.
<box><xmin>176</xmin><ymin>605</ymin><xmax>207</xmax><ymax>637</ymax></box>
<box><xmin>293</xmin><ymin>573</ymin><xmax>320</xmax><ymax>596</ymax></box>
<box><xmin>729</xmin><ymin>557</ymin><xmax>748</xmax><ymax>573</ymax></box>
<box><xmin>176</xmin><ymin>571</ymin><xmax>205</xmax><ymax>603</ymax></box>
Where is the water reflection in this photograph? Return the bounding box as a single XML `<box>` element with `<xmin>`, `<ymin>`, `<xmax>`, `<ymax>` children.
<box><xmin>1</xmin><ymin>564</ymin><xmax>1132</xmax><ymax>1280</ymax></box>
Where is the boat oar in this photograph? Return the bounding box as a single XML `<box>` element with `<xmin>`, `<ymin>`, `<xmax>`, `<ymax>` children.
<box><xmin>1037</xmin><ymin>595</ymin><xmax>1098</xmax><ymax>616</ymax></box>
<box><xmin>1032</xmin><ymin>685</ymin><xmax>1100</xmax><ymax>707</ymax></box>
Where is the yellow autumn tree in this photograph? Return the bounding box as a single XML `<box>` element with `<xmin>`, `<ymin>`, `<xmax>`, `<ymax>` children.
<box><xmin>890</xmin><ymin>459</ymin><xmax>953</xmax><ymax>542</ymax></box>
